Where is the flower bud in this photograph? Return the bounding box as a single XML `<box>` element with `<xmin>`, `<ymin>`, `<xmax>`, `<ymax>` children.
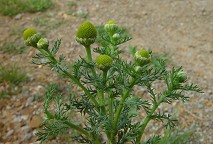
<box><xmin>23</xmin><ymin>28</ymin><xmax>37</xmax><ymax>40</ymax></box>
<box><xmin>175</xmin><ymin>71</ymin><xmax>187</xmax><ymax>83</ymax></box>
<box><xmin>76</xmin><ymin>22</ymin><xmax>97</xmax><ymax>47</ymax></box>
<box><xmin>134</xmin><ymin>50</ymin><xmax>151</xmax><ymax>66</ymax></box>
<box><xmin>112</xmin><ymin>33</ymin><xmax>120</xmax><ymax>41</ymax></box>
<box><xmin>96</xmin><ymin>54</ymin><xmax>113</xmax><ymax>71</ymax></box>
<box><xmin>23</xmin><ymin>28</ymin><xmax>41</xmax><ymax>48</ymax></box>
<box><xmin>104</xmin><ymin>20</ymin><xmax>118</xmax><ymax>37</ymax></box>
<box><xmin>134</xmin><ymin>66</ymin><xmax>143</xmax><ymax>73</ymax></box>
<box><xmin>37</xmin><ymin>38</ymin><xmax>49</xmax><ymax>50</ymax></box>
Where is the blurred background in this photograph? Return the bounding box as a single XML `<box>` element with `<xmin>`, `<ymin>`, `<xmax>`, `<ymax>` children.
<box><xmin>0</xmin><ymin>0</ymin><xmax>212</xmax><ymax>143</ymax></box>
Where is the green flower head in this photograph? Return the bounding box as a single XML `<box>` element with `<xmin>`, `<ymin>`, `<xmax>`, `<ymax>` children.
<box><xmin>106</xmin><ymin>20</ymin><xmax>117</xmax><ymax>25</ymax></box>
<box><xmin>37</xmin><ymin>38</ymin><xmax>49</xmax><ymax>50</ymax></box>
<box><xmin>134</xmin><ymin>50</ymin><xmax>151</xmax><ymax>66</ymax></box>
<box><xmin>175</xmin><ymin>71</ymin><xmax>187</xmax><ymax>83</ymax></box>
<box><xmin>76</xmin><ymin>22</ymin><xmax>97</xmax><ymax>47</ymax></box>
<box><xmin>104</xmin><ymin>20</ymin><xmax>118</xmax><ymax>37</ymax></box>
<box><xmin>96</xmin><ymin>54</ymin><xmax>113</xmax><ymax>71</ymax></box>
<box><xmin>23</xmin><ymin>28</ymin><xmax>37</xmax><ymax>40</ymax></box>
<box><xmin>23</xmin><ymin>28</ymin><xmax>41</xmax><ymax>48</ymax></box>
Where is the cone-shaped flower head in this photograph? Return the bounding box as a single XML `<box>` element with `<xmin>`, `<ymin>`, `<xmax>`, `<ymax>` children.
<box><xmin>23</xmin><ymin>28</ymin><xmax>37</xmax><ymax>40</ymax></box>
<box><xmin>106</xmin><ymin>20</ymin><xmax>117</xmax><ymax>25</ymax></box>
<box><xmin>23</xmin><ymin>28</ymin><xmax>41</xmax><ymax>48</ymax></box>
<box><xmin>37</xmin><ymin>38</ymin><xmax>49</xmax><ymax>50</ymax></box>
<box><xmin>175</xmin><ymin>71</ymin><xmax>187</xmax><ymax>83</ymax></box>
<box><xmin>104</xmin><ymin>20</ymin><xmax>118</xmax><ymax>37</ymax></box>
<box><xmin>76</xmin><ymin>22</ymin><xmax>97</xmax><ymax>47</ymax></box>
<box><xmin>134</xmin><ymin>50</ymin><xmax>151</xmax><ymax>66</ymax></box>
<box><xmin>96</xmin><ymin>54</ymin><xmax>113</xmax><ymax>71</ymax></box>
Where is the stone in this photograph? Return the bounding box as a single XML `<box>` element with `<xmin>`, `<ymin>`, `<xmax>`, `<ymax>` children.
<box><xmin>5</xmin><ymin>142</ymin><xmax>12</xmax><ymax>144</ymax></box>
<box><xmin>21</xmin><ymin>115</ymin><xmax>28</xmax><ymax>121</ymax></box>
<box><xmin>14</xmin><ymin>14</ymin><xmax>23</xmax><ymax>20</ymax></box>
<box><xmin>29</xmin><ymin>115</ymin><xmax>42</xmax><ymax>129</ymax></box>
<box><xmin>6</xmin><ymin>129</ymin><xmax>14</xmax><ymax>137</ymax></box>
<box><xmin>26</xmin><ymin>96</ymin><xmax>34</xmax><ymax>106</ymax></box>
<box><xmin>15</xmin><ymin>101</ymin><xmax>22</xmax><ymax>107</ymax></box>
<box><xmin>21</xmin><ymin>107</ymin><xmax>34</xmax><ymax>115</ymax></box>
<box><xmin>8</xmin><ymin>123</ymin><xmax>14</xmax><ymax>129</ymax></box>
<box><xmin>21</xmin><ymin>125</ymin><xmax>30</xmax><ymax>133</ymax></box>
<box><xmin>21</xmin><ymin>133</ymin><xmax>32</xmax><ymax>142</ymax></box>
<box><xmin>0</xmin><ymin>121</ymin><xmax>4</xmax><ymax>131</ymax></box>
<box><xmin>0</xmin><ymin>100</ymin><xmax>7</xmax><ymax>110</ymax></box>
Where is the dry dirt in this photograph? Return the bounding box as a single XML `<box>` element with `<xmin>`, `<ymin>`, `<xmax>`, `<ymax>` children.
<box><xmin>0</xmin><ymin>0</ymin><xmax>212</xmax><ymax>144</ymax></box>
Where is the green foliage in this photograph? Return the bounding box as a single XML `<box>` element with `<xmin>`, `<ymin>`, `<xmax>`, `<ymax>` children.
<box><xmin>96</xmin><ymin>25</ymin><xmax>131</xmax><ymax>48</ymax></box>
<box><xmin>0</xmin><ymin>83</ymin><xmax>20</xmax><ymax>99</ymax></box>
<box><xmin>0</xmin><ymin>42</ymin><xmax>27</xmax><ymax>54</ymax></box>
<box><xmin>0</xmin><ymin>64</ymin><xmax>27</xmax><ymax>85</ymax></box>
<box><xmin>73</xmin><ymin>12</ymin><xmax>88</xmax><ymax>19</ymax></box>
<box><xmin>66</xmin><ymin>1</ymin><xmax>88</xmax><ymax>19</ymax></box>
<box><xmin>0</xmin><ymin>27</ymin><xmax>28</xmax><ymax>54</ymax></box>
<box><xmin>24</xmin><ymin>21</ymin><xmax>202</xmax><ymax>143</ymax></box>
<box><xmin>0</xmin><ymin>0</ymin><xmax>53</xmax><ymax>16</ymax></box>
<box><xmin>68</xmin><ymin>2</ymin><xmax>77</xmax><ymax>7</ymax></box>
<box><xmin>158</xmin><ymin>128</ymin><xmax>197</xmax><ymax>144</ymax></box>
<box><xmin>36</xmin><ymin>85</ymin><xmax>68</xmax><ymax>140</ymax></box>
<box><xmin>0</xmin><ymin>65</ymin><xmax>27</xmax><ymax>99</ymax></box>
<box><xmin>0</xmin><ymin>89</ymin><xmax>10</xmax><ymax>99</ymax></box>
<box><xmin>33</xmin><ymin>14</ymin><xmax>67</xmax><ymax>34</ymax></box>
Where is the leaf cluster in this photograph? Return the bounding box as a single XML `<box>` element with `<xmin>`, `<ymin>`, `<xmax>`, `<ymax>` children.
<box><xmin>29</xmin><ymin>23</ymin><xmax>202</xmax><ymax>143</ymax></box>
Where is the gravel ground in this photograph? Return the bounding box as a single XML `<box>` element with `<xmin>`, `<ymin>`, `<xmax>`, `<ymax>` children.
<box><xmin>0</xmin><ymin>0</ymin><xmax>212</xmax><ymax>143</ymax></box>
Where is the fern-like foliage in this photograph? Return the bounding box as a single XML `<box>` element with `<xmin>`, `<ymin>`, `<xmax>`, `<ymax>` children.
<box><xmin>26</xmin><ymin>22</ymin><xmax>203</xmax><ymax>144</ymax></box>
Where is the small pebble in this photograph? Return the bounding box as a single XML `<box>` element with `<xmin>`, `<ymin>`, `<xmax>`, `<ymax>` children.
<box><xmin>29</xmin><ymin>115</ymin><xmax>42</xmax><ymax>129</ymax></box>
<box><xmin>6</xmin><ymin>129</ymin><xmax>14</xmax><ymax>137</ymax></box>
<box><xmin>21</xmin><ymin>125</ymin><xmax>30</xmax><ymax>133</ymax></box>
<box><xmin>14</xmin><ymin>14</ymin><xmax>23</xmax><ymax>20</ymax></box>
<box><xmin>26</xmin><ymin>96</ymin><xmax>34</xmax><ymax>106</ymax></box>
<box><xmin>15</xmin><ymin>101</ymin><xmax>22</xmax><ymax>107</ymax></box>
<box><xmin>21</xmin><ymin>133</ymin><xmax>32</xmax><ymax>142</ymax></box>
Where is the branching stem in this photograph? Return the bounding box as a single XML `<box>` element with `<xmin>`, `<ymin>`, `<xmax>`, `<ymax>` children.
<box><xmin>111</xmin><ymin>79</ymin><xmax>136</xmax><ymax>140</ymax></box>
<box><xmin>135</xmin><ymin>93</ymin><xmax>167</xmax><ymax>143</ymax></box>
<box><xmin>38</xmin><ymin>49</ymin><xmax>99</xmax><ymax>109</ymax></box>
<box><xmin>63</xmin><ymin>121</ymin><xmax>90</xmax><ymax>137</ymax></box>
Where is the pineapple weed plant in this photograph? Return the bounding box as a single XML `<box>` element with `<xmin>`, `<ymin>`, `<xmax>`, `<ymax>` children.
<box><xmin>23</xmin><ymin>20</ymin><xmax>202</xmax><ymax>144</ymax></box>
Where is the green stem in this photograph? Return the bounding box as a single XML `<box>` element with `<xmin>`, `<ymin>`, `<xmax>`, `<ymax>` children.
<box><xmin>112</xmin><ymin>90</ymin><xmax>129</xmax><ymax>130</ymax></box>
<box><xmin>85</xmin><ymin>45</ymin><xmax>96</xmax><ymax>77</ymax></box>
<box><xmin>85</xmin><ymin>46</ymin><xmax>106</xmax><ymax>115</ymax></box>
<box><xmin>63</xmin><ymin>121</ymin><xmax>89</xmax><ymax>137</ymax></box>
<box><xmin>108</xmin><ymin>94</ymin><xmax>114</xmax><ymax>142</ymax></box>
<box><xmin>64</xmin><ymin>121</ymin><xmax>102</xmax><ymax>144</ymax></box>
<box><xmin>85</xmin><ymin>46</ymin><xmax>93</xmax><ymax>62</ymax></box>
<box><xmin>107</xmin><ymin>90</ymin><xmax>114</xmax><ymax>142</ymax></box>
<box><xmin>94</xmin><ymin>138</ymin><xmax>102</xmax><ymax>144</ymax></box>
<box><xmin>135</xmin><ymin>94</ymin><xmax>167</xmax><ymax>143</ymax></box>
<box><xmin>97</xmin><ymin>91</ymin><xmax>106</xmax><ymax>114</ymax></box>
<box><xmin>112</xmin><ymin>79</ymin><xmax>136</xmax><ymax>139</ymax></box>
<box><xmin>44</xmin><ymin>108</ymin><xmax>91</xmax><ymax>140</ymax></box>
<box><xmin>40</xmin><ymin>49</ymin><xmax>99</xmax><ymax>109</ymax></box>
<box><xmin>108</xmin><ymin>92</ymin><xmax>114</xmax><ymax>120</ymax></box>
<box><xmin>60</xmin><ymin>67</ymin><xmax>99</xmax><ymax>108</ymax></box>
<box><xmin>97</xmin><ymin>70</ymin><xmax>107</xmax><ymax>115</ymax></box>
<box><xmin>103</xmin><ymin>70</ymin><xmax>107</xmax><ymax>85</ymax></box>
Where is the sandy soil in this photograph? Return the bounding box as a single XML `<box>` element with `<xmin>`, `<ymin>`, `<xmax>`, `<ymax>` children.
<box><xmin>0</xmin><ymin>0</ymin><xmax>212</xmax><ymax>143</ymax></box>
